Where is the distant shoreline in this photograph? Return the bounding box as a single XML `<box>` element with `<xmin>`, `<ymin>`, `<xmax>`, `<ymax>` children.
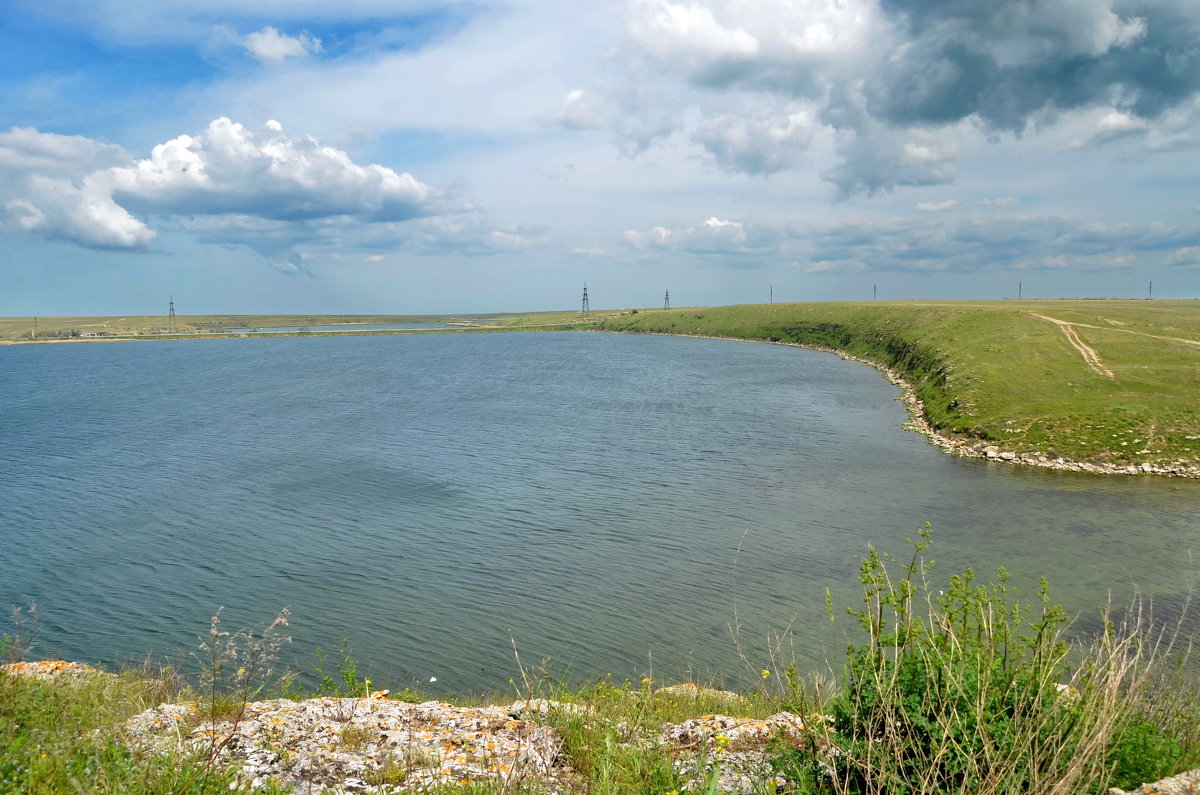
<box><xmin>597</xmin><ymin>328</ymin><xmax>1200</xmax><ymax>480</ymax></box>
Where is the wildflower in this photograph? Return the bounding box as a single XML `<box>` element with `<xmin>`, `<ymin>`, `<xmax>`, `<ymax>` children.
<box><xmin>430</xmin><ymin>676</ymin><xmax>437</xmax><ymax>683</ymax></box>
<box><xmin>641</xmin><ymin>677</ymin><xmax>651</xmax><ymax>685</ymax></box>
<box><xmin>761</xmin><ymin>669</ymin><xmax>771</xmax><ymax>679</ymax></box>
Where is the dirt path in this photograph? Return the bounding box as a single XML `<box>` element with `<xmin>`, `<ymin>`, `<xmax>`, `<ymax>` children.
<box><xmin>1029</xmin><ymin>312</ymin><xmax>1116</xmax><ymax>379</ymax></box>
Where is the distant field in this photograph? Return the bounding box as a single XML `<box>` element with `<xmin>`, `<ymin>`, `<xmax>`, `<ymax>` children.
<box><xmin>597</xmin><ymin>300</ymin><xmax>1200</xmax><ymax>469</ymax></box>
<box><xmin>0</xmin><ymin>310</ymin><xmax>615</xmax><ymax>340</ymax></box>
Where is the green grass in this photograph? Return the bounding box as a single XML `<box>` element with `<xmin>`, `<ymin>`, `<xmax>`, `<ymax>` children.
<box><xmin>596</xmin><ymin>300</ymin><xmax>1200</xmax><ymax>468</ymax></box>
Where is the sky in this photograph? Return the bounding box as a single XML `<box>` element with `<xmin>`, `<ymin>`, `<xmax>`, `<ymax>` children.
<box><xmin>2</xmin><ymin>0</ymin><xmax>1200</xmax><ymax>315</ymax></box>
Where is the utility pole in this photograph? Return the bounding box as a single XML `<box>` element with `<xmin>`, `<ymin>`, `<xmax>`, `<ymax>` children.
<box><xmin>1149</xmin><ymin>281</ymin><xmax>1153</xmax><ymax>299</ymax></box>
<box><xmin>1019</xmin><ymin>282</ymin><xmax>1022</xmax><ymax>300</ymax></box>
<box><xmin>581</xmin><ymin>284</ymin><xmax>590</xmax><ymax>315</ymax></box>
<box><xmin>873</xmin><ymin>284</ymin><xmax>877</xmax><ymax>302</ymax></box>
<box><xmin>168</xmin><ymin>296</ymin><xmax>176</xmax><ymax>332</ymax></box>
<box><xmin>664</xmin><ymin>289</ymin><xmax>670</xmax><ymax>310</ymax></box>
<box><xmin>32</xmin><ymin>316</ymin><xmax>37</xmax><ymax>339</ymax></box>
<box><xmin>770</xmin><ymin>284</ymin><xmax>773</xmax><ymax>303</ymax></box>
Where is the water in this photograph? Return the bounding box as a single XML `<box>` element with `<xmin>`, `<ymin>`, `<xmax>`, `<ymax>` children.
<box><xmin>224</xmin><ymin>322</ymin><xmax>450</xmax><ymax>333</ymax></box>
<box><xmin>2</xmin><ymin>332</ymin><xmax>1198</xmax><ymax>694</ymax></box>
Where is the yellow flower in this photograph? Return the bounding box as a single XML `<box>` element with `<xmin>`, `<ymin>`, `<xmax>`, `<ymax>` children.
<box><xmin>641</xmin><ymin>677</ymin><xmax>651</xmax><ymax>685</ymax></box>
<box><xmin>761</xmin><ymin>669</ymin><xmax>771</xmax><ymax>679</ymax></box>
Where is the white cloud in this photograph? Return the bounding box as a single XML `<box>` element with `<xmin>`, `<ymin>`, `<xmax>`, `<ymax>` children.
<box><xmin>806</xmin><ymin>259</ymin><xmax>865</xmax><ymax>274</ymax></box>
<box><xmin>567</xmin><ymin>246</ymin><xmax>607</xmax><ymax>257</ymax></box>
<box><xmin>108</xmin><ymin>118</ymin><xmax>434</xmax><ymax>222</ymax></box>
<box><xmin>0</xmin><ymin>127</ymin><xmax>154</xmax><ymax>249</ymax></box>
<box><xmin>240</xmin><ymin>26</ymin><xmax>322</xmax><ymax>64</ymax></box>
<box><xmin>628</xmin><ymin>0</ymin><xmax>760</xmax><ymax>79</ymax></box>
<box><xmin>1068</xmin><ymin>109</ymin><xmax>1148</xmax><ymax>150</ymax></box>
<box><xmin>981</xmin><ymin>197</ymin><xmax>1019</xmax><ymax>208</ymax></box>
<box><xmin>1166</xmin><ymin>246</ymin><xmax>1200</xmax><ymax>267</ymax></box>
<box><xmin>917</xmin><ymin>199</ymin><xmax>959</xmax><ymax>212</ymax></box>
<box><xmin>366</xmin><ymin>253</ymin><xmax>385</xmax><ymax>262</ymax></box>
<box><xmin>693</xmin><ymin>108</ymin><xmax>818</xmax><ymax>174</ymax></box>
<box><xmin>550</xmin><ymin>89</ymin><xmax>606</xmax><ymax>131</ymax></box>
<box><xmin>623</xmin><ymin>215</ymin><xmax>757</xmax><ymax>255</ymax></box>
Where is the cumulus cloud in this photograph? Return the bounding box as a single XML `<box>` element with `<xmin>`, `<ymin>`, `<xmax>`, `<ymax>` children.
<box><xmin>622</xmin><ymin>210</ymin><xmax>1200</xmax><ymax>275</ymax></box>
<box><xmin>241</xmin><ymin>27</ymin><xmax>322</xmax><ymax>64</ymax></box>
<box><xmin>623</xmin><ymin>215</ymin><xmax>779</xmax><ymax>261</ymax></box>
<box><xmin>1068</xmin><ymin>109</ymin><xmax>1149</xmax><ymax>150</ymax></box>
<box><xmin>797</xmin><ymin>215</ymin><xmax>1200</xmax><ymax>273</ymax></box>
<box><xmin>401</xmin><ymin>216</ymin><xmax>548</xmax><ymax>256</ymax></box>
<box><xmin>0</xmin><ymin>127</ymin><xmax>154</xmax><ymax>249</ymax></box>
<box><xmin>108</xmin><ymin>118</ymin><xmax>434</xmax><ymax>222</ymax></box>
<box><xmin>806</xmin><ymin>259</ymin><xmax>866</xmax><ymax>274</ymax></box>
<box><xmin>692</xmin><ymin>108</ymin><xmax>818</xmax><ymax>174</ymax></box>
<box><xmin>618</xmin><ymin>0</ymin><xmax>1200</xmax><ymax>195</ymax></box>
<box><xmin>550</xmin><ymin>89</ymin><xmax>607</xmax><ymax>131</ymax></box>
<box><xmin>917</xmin><ymin>199</ymin><xmax>959</xmax><ymax>212</ymax></box>
<box><xmin>1166</xmin><ymin>246</ymin><xmax>1200</xmax><ymax>267</ymax></box>
<box><xmin>0</xmin><ymin>118</ymin><xmax>541</xmax><ymax>266</ymax></box>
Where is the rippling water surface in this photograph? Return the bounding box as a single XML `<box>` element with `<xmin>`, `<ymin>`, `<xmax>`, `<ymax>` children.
<box><xmin>3</xmin><ymin>332</ymin><xmax>1199</xmax><ymax>692</ymax></box>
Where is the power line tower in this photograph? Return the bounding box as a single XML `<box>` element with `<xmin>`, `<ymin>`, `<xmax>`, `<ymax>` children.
<box><xmin>664</xmin><ymin>289</ymin><xmax>670</xmax><ymax>310</ymax></box>
<box><xmin>581</xmin><ymin>284</ymin><xmax>590</xmax><ymax>315</ymax></box>
<box><xmin>168</xmin><ymin>296</ymin><xmax>176</xmax><ymax>332</ymax></box>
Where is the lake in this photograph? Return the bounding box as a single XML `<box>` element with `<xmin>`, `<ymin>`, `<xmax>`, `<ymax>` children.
<box><xmin>2</xmin><ymin>331</ymin><xmax>1198</xmax><ymax>694</ymax></box>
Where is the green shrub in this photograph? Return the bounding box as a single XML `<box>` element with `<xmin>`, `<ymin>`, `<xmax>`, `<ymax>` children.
<box><xmin>780</xmin><ymin>526</ymin><xmax>1200</xmax><ymax>795</ymax></box>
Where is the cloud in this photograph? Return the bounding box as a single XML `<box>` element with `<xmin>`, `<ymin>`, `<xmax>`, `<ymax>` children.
<box><xmin>806</xmin><ymin>259</ymin><xmax>866</xmax><ymax>274</ymax></box>
<box><xmin>108</xmin><ymin>118</ymin><xmax>435</xmax><ymax>223</ymax></box>
<box><xmin>617</xmin><ymin>0</ymin><xmax>1200</xmax><ymax>195</ymax></box>
<box><xmin>567</xmin><ymin>246</ymin><xmax>607</xmax><ymax>257</ymax></box>
<box><xmin>240</xmin><ymin>26</ymin><xmax>322</xmax><ymax>64</ymax></box>
<box><xmin>1068</xmin><ymin>109</ymin><xmax>1149</xmax><ymax>150</ymax></box>
<box><xmin>621</xmin><ymin>210</ymin><xmax>1200</xmax><ymax>275</ymax></box>
<box><xmin>797</xmin><ymin>215</ymin><xmax>1200</xmax><ymax>273</ymax></box>
<box><xmin>1166</xmin><ymin>246</ymin><xmax>1200</xmax><ymax>267</ymax></box>
<box><xmin>0</xmin><ymin>127</ymin><xmax>154</xmax><ymax>249</ymax></box>
<box><xmin>550</xmin><ymin>89</ymin><xmax>607</xmax><ymax>131</ymax></box>
<box><xmin>623</xmin><ymin>215</ymin><xmax>781</xmax><ymax>260</ymax></box>
<box><xmin>917</xmin><ymin>199</ymin><xmax>959</xmax><ymax>212</ymax></box>
<box><xmin>981</xmin><ymin>197</ymin><xmax>1019</xmax><ymax>208</ymax></box>
<box><xmin>692</xmin><ymin>108</ymin><xmax>818</xmax><ymax>174</ymax></box>
<box><xmin>0</xmin><ymin>118</ymin><xmax>544</xmax><ymax>265</ymax></box>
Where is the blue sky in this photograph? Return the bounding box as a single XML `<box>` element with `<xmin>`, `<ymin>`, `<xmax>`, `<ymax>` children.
<box><xmin>3</xmin><ymin>0</ymin><xmax>1200</xmax><ymax>315</ymax></box>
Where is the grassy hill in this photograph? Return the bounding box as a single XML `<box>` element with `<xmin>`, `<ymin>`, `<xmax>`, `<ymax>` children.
<box><xmin>596</xmin><ymin>300</ymin><xmax>1200</xmax><ymax>470</ymax></box>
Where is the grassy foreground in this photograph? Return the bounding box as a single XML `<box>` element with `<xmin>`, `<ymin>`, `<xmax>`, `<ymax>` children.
<box><xmin>5</xmin><ymin>533</ymin><xmax>1200</xmax><ymax>794</ymax></box>
<box><xmin>597</xmin><ymin>300</ymin><xmax>1200</xmax><ymax>470</ymax></box>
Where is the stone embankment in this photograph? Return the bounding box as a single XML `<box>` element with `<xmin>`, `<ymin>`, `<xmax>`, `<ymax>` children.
<box><xmin>4</xmin><ymin>662</ymin><xmax>831</xmax><ymax>793</ymax></box>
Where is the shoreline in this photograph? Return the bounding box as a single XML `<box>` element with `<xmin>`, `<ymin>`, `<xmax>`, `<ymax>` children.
<box><xmin>6</xmin><ymin>323</ymin><xmax>1198</xmax><ymax>479</ymax></box>
<box><xmin>598</xmin><ymin>328</ymin><xmax>1200</xmax><ymax>480</ymax></box>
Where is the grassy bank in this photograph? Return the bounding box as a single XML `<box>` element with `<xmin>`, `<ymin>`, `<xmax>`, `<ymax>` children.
<box><xmin>0</xmin><ymin>310</ymin><xmax>618</xmax><ymax>340</ymax></box>
<box><xmin>5</xmin><ymin>534</ymin><xmax>1200</xmax><ymax>794</ymax></box>
<box><xmin>597</xmin><ymin>300</ymin><xmax>1200</xmax><ymax>471</ymax></box>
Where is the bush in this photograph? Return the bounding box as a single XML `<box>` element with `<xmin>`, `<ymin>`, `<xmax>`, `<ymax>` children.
<box><xmin>780</xmin><ymin>526</ymin><xmax>1200</xmax><ymax>795</ymax></box>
